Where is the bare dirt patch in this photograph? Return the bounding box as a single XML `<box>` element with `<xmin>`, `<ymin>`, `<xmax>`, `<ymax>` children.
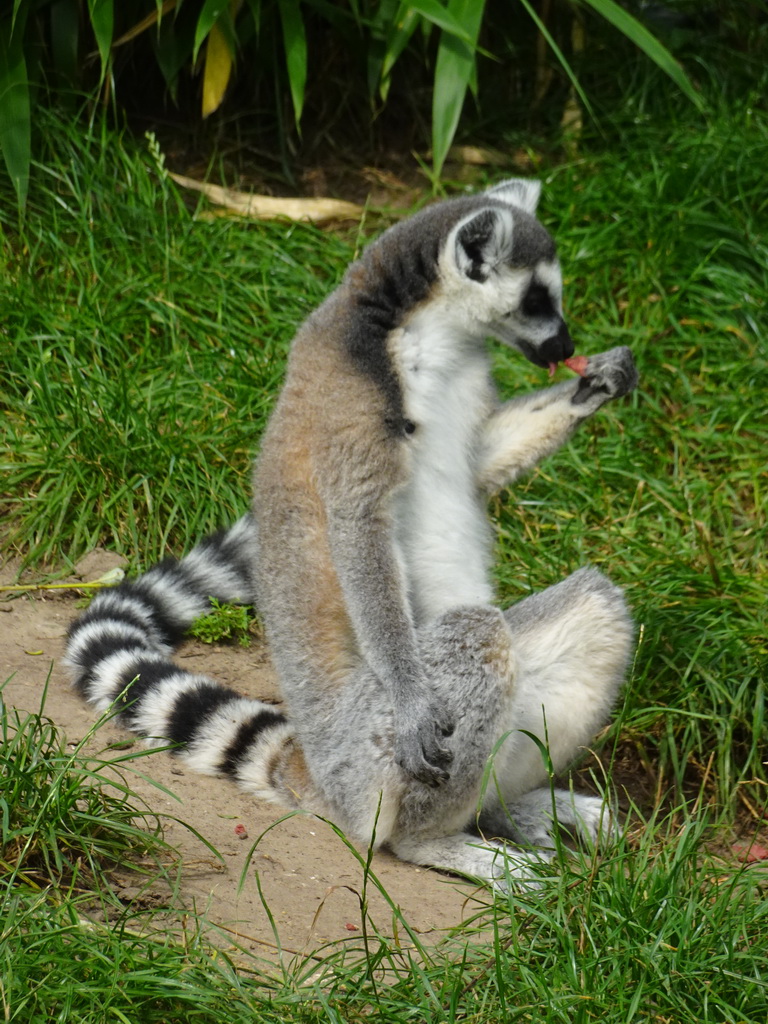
<box><xmin>1</xmin><ymin>564</ymin><xmax>495</xmax><ymax>964</ymax></box>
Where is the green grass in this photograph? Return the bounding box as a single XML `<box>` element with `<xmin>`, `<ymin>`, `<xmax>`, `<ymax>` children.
<box><xmin>0</xmin><ymin>678</ymin><xmax>172</xmax><ymax>891</ymax></box>
<box><xmin>1</xmin><ymin>117</ymin><xmax>355</xmax><ymax>569</ymax></box>
<box><xmin>3</xmin><ymin>701</ymin><xmax>768</xmax><ymax>1023</ymax></box>
<box><xmin>2</xmin><ymin>62</ymin><xmax>768</xmax><ymax>1024</ymax></box>
<box><xmin>0</xmin><ymin>684</ymin><xmax>281</xmax><ymax>1022</ymax></box>
<box><xmin>487</xmin><ymin>117</ymin><xmax>767</xmax><ymax>811</ymax></box>
<box><xmin>489</xmin><ymin>104</ymin><xmax>768</xmax><ymax>811</ymax></box>
<box><xmin>345</xmin><ymin>822</ymin><xmax>768</xmax><ymax>1023</ymax></box>
<box><xmin>2</xmin><ymin>889</ymin><xmax>283</xmax><ymax>1024</ymax></box>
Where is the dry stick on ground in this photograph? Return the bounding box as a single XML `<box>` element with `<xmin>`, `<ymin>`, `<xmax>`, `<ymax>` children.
<box><xmin>169</xmin><ymin>174</ymin><xmax>364</xmax><ymax>224</ymax></box>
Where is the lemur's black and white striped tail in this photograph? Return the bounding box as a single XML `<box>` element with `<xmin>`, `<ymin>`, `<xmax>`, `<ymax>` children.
<box><xmin>65</xmin><ymin>515</ymin><xmax>297</xmax><ymax>806</ymax></box>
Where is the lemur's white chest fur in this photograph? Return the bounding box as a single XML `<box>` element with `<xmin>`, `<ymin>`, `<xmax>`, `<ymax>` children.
<box><xmin>390</xmin><ymin>301</ymin><xmax>496</xmax><ymax>625</ymax></box>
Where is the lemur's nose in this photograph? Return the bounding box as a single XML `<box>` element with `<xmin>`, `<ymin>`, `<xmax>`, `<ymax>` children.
<box><xmin>540</xmin><ymin>321</ymin><xmax>574</xmax><ymax>367</ymax></box>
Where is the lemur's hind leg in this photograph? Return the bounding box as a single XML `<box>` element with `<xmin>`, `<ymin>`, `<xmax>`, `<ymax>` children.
<box><xmin>478</xmin><ymin>567</ymin><xmax>633</xmax><ymax>848</ymax></box>
<box><xmin>297</xmin><ymin>574</ymin><xmax>631</xmax><ymax>887</ymax></box>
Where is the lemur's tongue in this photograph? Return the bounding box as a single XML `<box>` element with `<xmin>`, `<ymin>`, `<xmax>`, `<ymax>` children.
<box><xmin>549</xmin><ymin>356</ymin><xmax>589</xmax><ymax>378</ymax></box>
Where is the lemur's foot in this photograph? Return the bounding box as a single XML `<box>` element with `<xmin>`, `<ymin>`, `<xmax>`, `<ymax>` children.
<box><xmin>507</xmin><ymin>788</ymin><xmax>618</xmax><ymax>850</ymax></box>
<box><xmin>561</xmin><ymin>792</ymin><xmax>618</xmax><ymax>847</ymax></box>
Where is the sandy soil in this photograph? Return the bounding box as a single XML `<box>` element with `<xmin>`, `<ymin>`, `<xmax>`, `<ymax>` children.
<box><xmin>1</xmin><ymin>552</ymin><xmax>498</xmax><ymax>965</ymax></box>
<box><xmin>6</xmin><ymin>551</ymin><xmax>767</xmax><ymax>976</ymax></box>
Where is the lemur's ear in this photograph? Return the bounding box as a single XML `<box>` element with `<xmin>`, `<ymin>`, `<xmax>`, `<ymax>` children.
<box><xmin>453</xmin><ymin>206</ymin><xmax>514</xmax><ymax>283</ymax></box>
<box><xmin>485</xmin><ymin>178</ymin><xmax>541</xmax><ymax>215</ymax></box>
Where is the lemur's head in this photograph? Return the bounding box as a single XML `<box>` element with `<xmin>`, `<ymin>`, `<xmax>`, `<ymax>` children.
<box><xmin>443</xmin><ymin>179</ymin><xmax>573</xmax><ymax>371</ymax></box>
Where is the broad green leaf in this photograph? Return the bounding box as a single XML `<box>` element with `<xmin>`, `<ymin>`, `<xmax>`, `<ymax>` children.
<box><xmin>278</xmin><ymin>0</ymin><xmax>307</xmax><ymax>128</ymax></box>
<box><xmin>86</xmin><ymin>0</ymin><xmax>114</xmax><ymax>82</ymax></box>
<box><xmin>193</xmin><ymin>0</ymin><xmax>230</xmax><ymax>63</ymax></box>
<box><xmin>152</xmin><ymin>10</ymin><xmax>196</xmax><ymax>98</ymax></box>
<box><xmin>202</xmin><ymin>22</ymin><xmax>233</xmax><ymax>116</ymax></box>
<box><xmin>581</xmin><ymin>0</ymin><xmax>705</xmax><ymax>111</ymax></box>
<box><xmin>0</xmin><ymin>14</ymin><xmax>31</xmax><ymax>213</ymax></box>
<box><xmin>431</xmin><ymin>0</ymin><xmax>486</xmax><ymax>178</ymax></box>
<box><xmin>408</xmin><ymin>0</ymin><xmax>475</xmax><ymax>44</ymax></box>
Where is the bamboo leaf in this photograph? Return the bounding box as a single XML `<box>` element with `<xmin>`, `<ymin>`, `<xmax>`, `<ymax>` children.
<box><xmin>202</xmin><ymin>21</ymin><xmax>233</xmax><ymax>117</ymax></box>
<box><xmin>242</xmin><ymin>0</ymin><xmax>262</xmax><ymax>35</ymax></box>
<box><xmin>407</xmin><ymin>0</ymin><xmax>475</xmax><ymax>43</ymax></box>
<box><xmin>86</xmin><ymin>0</ymin><xmax>114</xmax><ymax>82</ymax></box>
<box><xmin>193</xmin><ymin>0</ymin><xmax>230</xmax><ymax>63</ymax></box>
<box><xmin>10</xmin><ymin>1</ymin><xmax>26</xmax><ymax>30</ymax></box>
<box><xmin>431</xmin><ymin>0</ymin><xmax>486</xmax><ymax>179</ymax></box>
<box><xmin>380</xmin><ymin>5</ymin><xmax>420</xmax><ymax>96</ymax></box>
<box><xmin>0</xmin><ymin>14</ymin><xmax>31</xmax><ymax>213</ymax></box>
<box><xmin>113</xmin><ymin>0</ymin><xmax>178</xmax><ymax>50</ymax></box>
<box><xmin>278</xmin><ymin>0</ymin><xmax>307</xmax><ymax>128</ymax></box>
<box><xmin>366</xmin><ymin>0</ymin><xmax>400</xmax><ymax>99</ymax></box>
<box><xmin>518</xmin><ymin>0</ymin><xmax>594</xmax><ymax>122</ymax></box>
<box><xmin>580</xmin><ymin>0</ymin><xmax>705</xmax><ymax>111</ymax></box>
<box><xmin>151</xmin><ymin>4</ymin><xmax>196</xmax><ymax>95</ymax></box>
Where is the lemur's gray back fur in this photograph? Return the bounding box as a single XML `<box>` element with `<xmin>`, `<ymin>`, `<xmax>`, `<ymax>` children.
<box><xmin>66</xmin><ymin>179</ymin><xmax>638</xmax><ymax>886</ymax></box>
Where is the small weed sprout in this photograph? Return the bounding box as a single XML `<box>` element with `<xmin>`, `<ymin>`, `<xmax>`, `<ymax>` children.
<box><xmin>188</xmin><ymin>599</ymin><xmax>259</xmax><ymax>648</ymax></box>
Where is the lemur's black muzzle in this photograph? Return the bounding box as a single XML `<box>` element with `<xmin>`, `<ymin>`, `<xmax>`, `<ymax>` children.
<box><xmin>538</xmin><ymin>321</ymin><xmax>575</xmax><ymax>367</ymax></box>
<box><xmin>515</xmin><ymin>321</ymin><xmax>576</xmax><ymax>370</ymax></box>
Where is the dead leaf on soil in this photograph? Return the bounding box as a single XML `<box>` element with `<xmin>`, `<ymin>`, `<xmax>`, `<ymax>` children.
<box><xmin>169</xmin><ymin>173</ymin><xmax>364</xmax><ymax>224</ymax></box>
<box><xmin>731</xmin><ymin>840</ymin><xmax>768</xmax><ymax>864</ymax></box>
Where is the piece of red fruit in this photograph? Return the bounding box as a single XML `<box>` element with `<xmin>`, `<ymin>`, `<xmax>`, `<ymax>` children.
<box><xmin>564</xmin><ymin>355</ymin><xmax>589</xmax><ymax>377</ymax></box>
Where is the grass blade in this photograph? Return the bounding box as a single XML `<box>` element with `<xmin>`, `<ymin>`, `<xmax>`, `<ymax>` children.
<box><xmin>581</xmin><ymin>0</ymin><xmax>706</xmax><ymax>111</ymax></box>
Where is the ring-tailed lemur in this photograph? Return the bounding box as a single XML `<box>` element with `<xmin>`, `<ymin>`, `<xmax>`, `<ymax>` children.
<box><xmin>66</xmin><ymin>179</ymin><xmax>638</xmax><ymax>886</ymax></box>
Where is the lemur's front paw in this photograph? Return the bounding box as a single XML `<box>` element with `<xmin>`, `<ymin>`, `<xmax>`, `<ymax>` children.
<box><xmin>571</xmin><ymin>346</ymin><xmax>638</xmax><ymax>410</ymax></box>
<box><xmin>394</xmin><ymin>700</ymin><xmax>454</xmax><ymax>788</ymax></box>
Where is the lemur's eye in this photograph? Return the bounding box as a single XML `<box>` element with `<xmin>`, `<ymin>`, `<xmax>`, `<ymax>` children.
<box><xmin>521</xmin><ymin>283</ymin><xmax>553</xmax><ymax>318</ymax></box>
